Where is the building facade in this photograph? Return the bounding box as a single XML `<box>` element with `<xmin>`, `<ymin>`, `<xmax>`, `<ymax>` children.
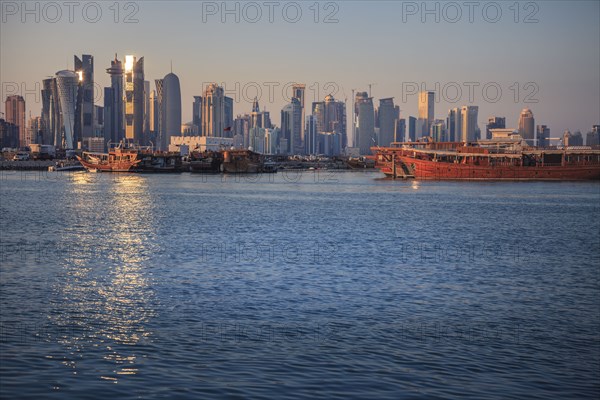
<box><xmin>4</xmin><ymin>95</ymin><xmax>26</xmax><ymax>147</ymax></box>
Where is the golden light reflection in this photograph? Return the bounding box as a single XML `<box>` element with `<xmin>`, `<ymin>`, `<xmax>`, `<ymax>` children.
<box><xmin>52</xmin><ymin>173</ymin><xmax>156</xmax><ymax>383</ymax></box>
<box><xmin>411</xmin><ymin>180</ymin><xmax>421</xmax><ymax>190</ymax></box>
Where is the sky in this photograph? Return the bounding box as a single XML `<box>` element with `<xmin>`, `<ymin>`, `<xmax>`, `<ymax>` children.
<box><xmin>1</xmin><ymin>0</ymin><xmax>599</xmax><ymax>138</ymax></box>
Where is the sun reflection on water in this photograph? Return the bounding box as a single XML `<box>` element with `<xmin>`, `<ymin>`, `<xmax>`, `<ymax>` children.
<box><xmin>50</xmin><ymin>174</ymin><xmax>157</xmax><ymax>383</ymax></box>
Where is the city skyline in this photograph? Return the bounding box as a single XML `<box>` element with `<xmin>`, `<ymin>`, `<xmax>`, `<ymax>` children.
<box><xmin>1</xmin><ymin>1</ymin><xmax>598</xmax><ymax>135</ymax></box>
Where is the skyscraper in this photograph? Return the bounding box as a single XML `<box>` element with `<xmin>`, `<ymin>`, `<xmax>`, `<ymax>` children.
<box><xmin>305</xmin><ymin>114</ymin><xmax>318</xmax><ymax>155</ymax></box>
<box><xmin>447</xmin><ymin>108</ymin><xmax>462</xmax><ymax>142</ymax></box>
<box><xmin>280</xmin><ymin>97</ymin><xmax>302</xmax><ymax>154</ymax></box>
<box><xmin>4</xmin><ymin>95</ymin><xmax>26</xmax><ymax>147</ymax></box>
<box><xmin>460</xmin><ymin>106</ymin><xmax>479</xmax><ymax>142</ymax></box>
<box><xmin>312</xmin><ymin>95</ymin><xmax>347</xmax><ymax>148</ymax></box>
<box><xmin>26</xmin><ymin>116</ymin><xmax>43</xmax><ymax>145</ymax></box>
<box><xmin>292</xmin><ymin>84</ymin><xmax>306</xmax><ymax>146</ymax></box>
<box><xmin>378</xmin><ymin>98</ymin><xmax>398</xmax><ymax>147</ymax></box>
<box><xmin>106</xmin><ymin>55</ymin><xmax>124</xmax><ymax>144</ymax></box>
<box><xmin>355</xmin><ymin>92</ymin><xmax>375</xmax><ymax>155</ymax></box>
<box><xmin>41</xmin><ymin>78</ymin><xmax>61</xmax><ymax>146</ymax></box>
<box><xmin>486</xmin><ymin>116</ymin><xmax>506</xmax><ymax>140</ymax></box>
<box><xmin>518</xmin><ymin>108</ymin><xmax>535</xmax><ymax>145</ymax></box>
<box><xmin>250</xmin><ymin>97</ymin><xmax>271</xmax><ymax>130</ymax></box>
<box><xmin>55</xmin><ymin>70</ymin><xmax>79</xmax><ymax>149</ymax></box>
<box><xmin>192</xmin><ymin>96</ymin><xmax>202</xmax><ymax>133</ymax></box>
<box><xmin>224</xmin><ymin>96</ymin><xmax>234</xmax><ymax>137</ymax></box>
<box><xmin>536</xmin><ymin>125</ymin><xmax>550</xmax><ymax>147</ymax></box>
<box><xmin>155</xmin><ymin>79</ymin><xmax>164</xmax><ymax>145</ymax></box>
<box><xmin>430</xmin><ymin>119</ymin><xmax>446</xmax><ymax>142</ymax></box>
<box><xmin>149</xmin><ymin>90</ymin><xmax>158</xmax><ymax>135</ymax></box>
<box><xmin>161</xmin><ymin>72</ymin><xmax>182</xmax><ymax>150</ymax></box>
<box><xmin>418</xmin><ymin>91</ymin><xmax>434</xmax><ymax>138</ymax></box>
<box><xmin>408</xmin><ymin>116</ymin><xmax>417</xmax><ymax>142</ymax></box>
<box><xmin>143</xmin><ymin>80</ymin><xmax>150</xmax><ymax>137</ymax></box>
<box><xmin>74</xmin><ymin>54</ymin><xmax>94</xmax><ymax>145</ymax></box>
<box><xmin>124</xmin><ymin>55</ymin><xmax>145</xmax><ymax>144</ymax></box>
<box><xmin>395</xmin><ymin>118</ymin><xmax>406</xmax><ymax>142</ymax></box>
<box><xmin>201</xmin><ymin>83</ymin><xmax>225</xmax><ymax>137</ymax></box>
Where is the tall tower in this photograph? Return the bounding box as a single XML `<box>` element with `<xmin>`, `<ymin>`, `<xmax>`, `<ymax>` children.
<box><xmin>201</xmin><ymin>83</ymin><xmax>225</xmax><ymax>137</ymax></box>
<box><xmin>355</xmin><ymin>91</ymin><xmax>375</xmax><ymax>155</ymax></box>
<box><xmin>418</xmin><ymin>91</ymin><xmax>434</xmax><ymax>138</ymax></box>
<box><xmin>461</xmin><ymin>106</ymin><xmax>479</xmax><ymax>142</ymax></box>
<box><xmin>155</xmin><ymin>79</ymin><xmax>164</xmax><ymax>146</ymax></box>
<box><xmin>74</xmin><ymin>54</ymin><xmax>94</xmax><ymax>145</ymax></box>
<box><xmin>305</xmin><ymin>114</ymin><xmax>318</xmax><ymax>155</ymax></box>
<box><xmin>485</xmin><ymin>116</ymin><xmax>506</xmax><ymax>140</ymax></box>
<box><xmin>123</xmin><ymin>55</ymin><xmax>144</xmax><ymax>144</ymax></box>
<box><xmin>106</xmin><ymin>55</ymin><xmax>124</xmax><ymax>144</ymax></box>
<box><xmin>281</xmin><ymin>97</ymin><xmax>302</xmax><ymax>154</ymax></box>
<box><xmin>161</xmin><ymin>72</ymin><xmax>182</xmax><ymax>150</ymax></box>
<box><xmin>192</xmin><ymin>96</ymin><xmax>202</xmax><ymax>133</ymax></box>
<box><xmin>292</xmin><ymin>84</ymin><xmax>306</xmax><ymax>147</ymax></box>
<box><xmin>55</xmin><ymin>70</ymin><xmax>79</xmax><ymax>149</ymax></box>
<box><xmin>378</xmin><ymin>98</ymin><xmax>397</xmax><ymax>147</ymax></box>
<box><xmin>518</xmin><ymin>108</ymin><xmax>535</xmax><ymax>145</ymax></box>
<box><xmin>4</xmin><ymin>95</ymin><xmax>26</xmax><ymax>147</ymax></box>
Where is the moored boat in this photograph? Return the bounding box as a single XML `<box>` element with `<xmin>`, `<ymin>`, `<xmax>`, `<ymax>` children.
<box><xmin>77</xmin><ymin>148</ymin><xmax>141</xmax><ymax>172</ymax></box>
<box><xmin>221</xmin><ymin>149</ymin><xmax>273</xmax><ymax>173</ymax></box>
<box><xmin>374</xmin><ymin>141</ymin><xmax>600</xmax><ymax>181</ymax></box>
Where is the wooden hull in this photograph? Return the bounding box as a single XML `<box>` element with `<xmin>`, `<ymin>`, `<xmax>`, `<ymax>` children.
<box><xmin>381</xmin><ymin>156</ymin><xmax>600</xmax><ymax>181</ymax></box>
<box><xmin>77</xmin><ymin>156</ymin><xmax>140</xmax><ymax>172</ymax></box>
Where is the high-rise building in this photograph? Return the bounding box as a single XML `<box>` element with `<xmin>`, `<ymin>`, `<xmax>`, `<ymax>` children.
<box><xmin>26</xmin><ymin>116</ymin><xmax>43</xmax><ymax>145</ymax></box>
<box><xmin>486</xmin><ymin>116</ymin><xmax>506</xmax><ymax>140</ymax></box>
<box><xmin>93</xmin><ymin>105</ymin><xmax>104</xmax><ymax>139</ymax></box>
<box><xmin>123</xmin><ymin>55</ymin><xmax>145</xmax><ymax>144</ymax></box>
<box><xmin>588</xmin><ymin>125</ymin><xmax>600</xmax><ymax>146</ymax></box>
<box><xmin>41</xmin><ymin>78</ymin><xmax>61</xmax><ymax>145</ymax></box>
<box><xmin>149</xmin><ymin>90</ymin><xmax>158</xmax><ymax>135</ymax></box>
<box><xmin>418</xmin><ymin>91</ymin><xmax>434</xmax><ymax>138</ymax></box>
<box><xmin>201</xmin><ymin>83</ymin><xmax>225</xmax><ymax>137</ymax></box>
<box><xmin>408</xmin><ymin>116</ymin><xmax>417</xmax><ymax>142</ymax></box>
<box><xmin>234</xmin><ymin>114</ymin><xmax>251</xmax><ymax>148</ymax></box>
<box><xmin>430</xmin><ymin>119</ymin><xmax>446</xmax><ymax>142</ymax></box>
<box><xmin>55</xmin><ymin>70</ymin><xmax>80</xmax><ymax>149</ymax></box>
<box><xmin>281</xmin><ymin>97</ymin><xmax>302</xmax><ymax>154</ymax></box>
<box><xmin>312</xmin><ymin>94</ymin><xmax>347</xmax><ymax>148</ymax></box>
<box><xmin>292</xmin><ymin>84</ymin><xmax>306</xmax><ymax>146</ymax></box>
<box><xmin>224</xmin><ymin>96</ymin><xmax>234</xmax><ymax>137</ymax></box>
<box><xmin>536</xmin><ymin>125</ymin><xmax>550</xmax><ymax>147</ymax></box>
<box><xmin>461</xmin><ymin>106</ymin><xmax>479</xmax><ymax>142</ymax></box>
<box><xmin>192</xmin><ymin>96</ymin><xmax>202</xmax><ymax>133</ymax></box>
<box><xmin>155</xmin><ymin>79</ymin><xmax>164</xmax><ymax>145</ymax></box>
<box><xmin>106</xmin><ymin>55</ymin><xmax>124</xmax><ymax>144</ymax></box>
<box><xmin>378</xmin><ymin>98</ymin><xmax>398</xmax><ymax>147</ymax></box>
<box><xmin>394</xmin><ymin>118</ymin><xmax>406</xmax><ymax>142</ymax></box>
<box><xmin>103</xmin><ymin>87</ymin><xmax>114</xmax><ymax>148</ymax></box>
<box><xmin>518</xmin><ymin>108</ymin><xmax>535</xmax><ymax>145</ymax></box>
<box><xmin>0</xmin><ymin>119</ymin><xmax>19</xmax><ymax>149</ymax></box>
<box><xmin>143</xmin><ymin>80</ymin><xmax>150</xmax><ymax>137</ymax></box>
<box><xmin>250</xmin><ymin>97</ymin><xmax>271</xmax><ymax>130</ymax></box>
<box><xmin>305</xmin><ymin>114</ymin><xmax>318</xmax><ymax>155</ymax></box>
<box><xmin>4</xmin><ymin>95</ymin><xmax>26</xmax><ymax>147</ymax></box>
<box><xmin>355</xmin><ymin>92</ymin><xmax>375</xmax><ymax>155</ymax></box>
<box><xmin>74</xmin><ymin>54</ymin><xmax>94</xmax><ymax>145</ymax></box>
<box><xmin>447</xmin><ymin>108</ymin><xmax>462</xmax><ymax>142</ymax></box>
<box><xmin>161</xmin><ymin>72</ymin><xmax>182</xmax><ymax>150</ymax></box>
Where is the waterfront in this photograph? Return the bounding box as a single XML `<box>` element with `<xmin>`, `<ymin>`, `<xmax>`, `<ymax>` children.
<box><xmin>0</xmin><ymin>171</ymin><xmax>599</xmax><ymax>399</ymax></box>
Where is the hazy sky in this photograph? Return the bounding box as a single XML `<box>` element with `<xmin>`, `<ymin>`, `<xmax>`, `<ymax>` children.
<box><xmin>1</xmin><ymin>0</ymin><xmax>599</xmax><ymax>135</ymax></box>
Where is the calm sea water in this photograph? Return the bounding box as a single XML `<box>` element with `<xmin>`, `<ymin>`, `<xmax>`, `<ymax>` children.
<box><xmin>1</xmin><ymin>170</ymin><xmax>599</xmax><ymax>399</ymax></box>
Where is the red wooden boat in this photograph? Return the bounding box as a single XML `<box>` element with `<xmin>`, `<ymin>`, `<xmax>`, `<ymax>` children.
<box><xmin>77</xmin><ymin>148</ymin><xmax>141</xmax><ymax>172</ymax></box>
<box><xmin>374</xmin><ymin>141</ymin><xmax>600</xmax><ymax>181</ymax></box>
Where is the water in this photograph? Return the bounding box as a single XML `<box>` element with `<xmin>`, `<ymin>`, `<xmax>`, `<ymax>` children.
<box><xmin>1</xmin><ymin>170</ymin><xmax>599</xmax><ymax>399</ymax></box>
